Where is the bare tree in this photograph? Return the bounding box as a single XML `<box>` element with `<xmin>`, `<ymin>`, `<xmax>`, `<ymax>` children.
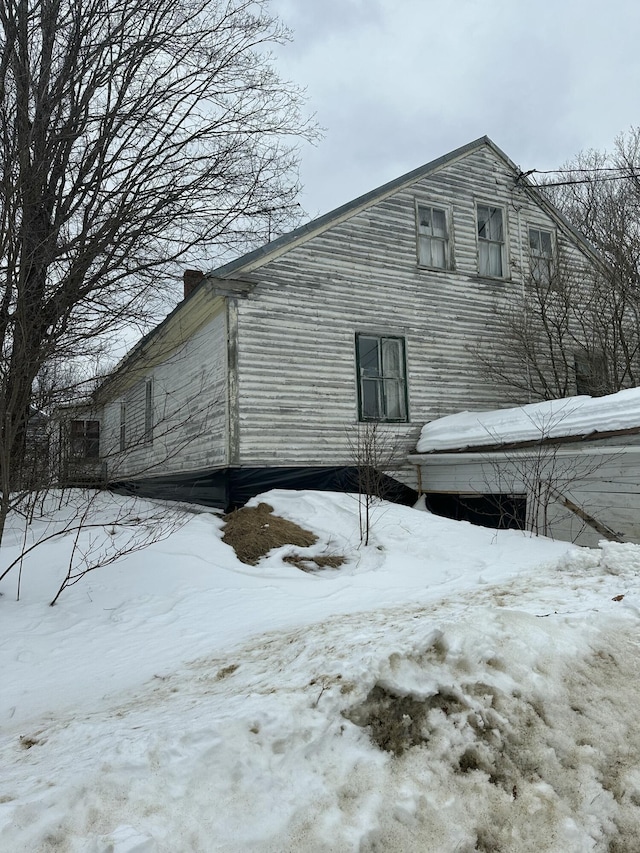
<box><xmin>0</xmin><ymin>0</ymin><xmax>316</xmax><ymax>542</ymax></box>
<box><xmin>541</xmin><ymin>134</ymin><xmax>640</xmax><ymax>302</ymax></box>
<box><xmin>0</xmin><ymin>489</ymin><xmax>188</xmax><ymax>604</ymax></box>
<box><xmin>475</xmin><ymin>246</ymin><xmax>640</xmax><ymax>403</ymax></box>
<box><xmin>475</xmin><ymin>131</ymin><xmax>640</xmax><ymax>404</ymax></box>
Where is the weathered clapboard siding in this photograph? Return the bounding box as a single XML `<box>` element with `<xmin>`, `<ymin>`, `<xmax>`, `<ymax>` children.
<box><xmin>413</xmin><ymin>442</ymin><xmax>640</xmax><ymax>547</ymax></box>
<box><xmin>230</xmin><ymin>145</ymin><xmax>592</xmax><ymax>486</ymax></box>
<box><xmin>101</xmin><ymin>307</ymin><xmax>229</xmax><ymax>479</ymax></box>
<box><xmin>86</xmin><ymin>137</ymin><xmax>608</xmax><ymax>509</ymax></box>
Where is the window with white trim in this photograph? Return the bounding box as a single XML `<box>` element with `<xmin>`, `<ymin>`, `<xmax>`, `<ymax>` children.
<box><xmin>356</xmin><ymin>334</ymin><xmax>408</xmax><ymax>422</ymax></box>
<box><xmin>144</xmin><ymin>379</ymin><xmax>153</xmax><ymax>445</ymax></box>
<box><xmin>529</xmin><ymin>227</ymin><xmax>554</xmax><ymax>286</ymax></box>
<box><xmin>119</xmin><ymin>402</ymin><xmax>126</xmax><ymax>452</ymax></box>
<box><xmin>477</xmin><ymin>204</ymin><xmax>505</xmax><ymax>277</ymax></box>
<box><xmin>416</xmin><ymin>204</ymin><xmax>450</xmax><ymax>269</ymax></box>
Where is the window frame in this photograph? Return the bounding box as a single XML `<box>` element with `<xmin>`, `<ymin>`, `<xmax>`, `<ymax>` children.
<box><xmin>355</xmin><ymin>333</ymin><xmax>409</xmax><ymax>423</ymax></box>
<box><xmin>119</xmin><ymin>402</ymin><xmax>127</xmax><ymax>452</ymax></box>
<box><xmin>69</xmin><ymin>419</ymin><xmax>100</xmax><ymax>460</ymax></box>
<box><xmin>476</xmin><ymin>202</ymin><xmax>507</xmax><ymax>279</ymax></box>
<box><xmin>144</xmin><ymin>378</ymin><xmax>154</xmax><ymax>446</ymax></box>
<box><xmin>415</xmin><ymin>200</ymin><xmax>453</xmax><ymax>270</ymax></box>
<box><xmin>528</xmin><ymin>225</ymin><xmax>555</xmax><ymax>287</ymax></box>
<box><xmin>574</xmin><ymin>352</ymin><xmax>607</xmax><ymax>397</ymax></box>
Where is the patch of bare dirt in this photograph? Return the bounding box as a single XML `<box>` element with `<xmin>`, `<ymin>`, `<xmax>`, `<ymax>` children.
<box><xmin>283</xmin><ymin>553</ymin><xmax>345</xmax><ymax>572</ymax></box>
<box><xmin>222</xmin><ymin>502</ymin><xmax>318</xmax><ymax>565</ymax></box>
<box><xmin>343</xmin><ymin>685</ymin><xmax>429</xmax><ymax>757</ymax></box>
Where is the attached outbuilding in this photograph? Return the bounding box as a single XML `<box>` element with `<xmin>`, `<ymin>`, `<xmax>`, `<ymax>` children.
<box><xmin>409</xmin><ymin>390</ymin><xmax>640</xmax><ymax>547</ymax></box>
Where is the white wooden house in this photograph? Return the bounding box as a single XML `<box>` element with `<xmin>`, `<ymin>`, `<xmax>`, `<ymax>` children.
<box><xmin>88</xmin><ymin>137</ymin><xmax>606</xmax><ymax>510</ymax></box>
<box><xmin>409</xmin><ymin>390</ymin><xmax>640</xmax><ymax>547</ymax></box>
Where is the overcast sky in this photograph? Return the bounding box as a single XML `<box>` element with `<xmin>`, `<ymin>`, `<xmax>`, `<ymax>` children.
<box><xmin>269</xmin><ymin>0</ymin><xmax>640</xmax><ymax>220</ymax></box>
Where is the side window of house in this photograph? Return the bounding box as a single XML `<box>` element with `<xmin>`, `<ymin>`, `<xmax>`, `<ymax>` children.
<box><xmin>356</xmin><ymin>334</ymin><xmax>408</xmax><ymax>422</ymax></box>
<box><xmin>529</xmin><ymin>227</ymin><xmax>554</xmax><ymax>286</ymax></box>
<box><xmin>69</xmin><ymin>420</ymin><xmax>100</xmax><ymax>459</ymax></box>
<box><xmin>119</xmin><ymin>402</ymin><xmax>127</xmax><ymax>452</ymax></box>
<box><xmin>416</xmin><ymin>204</ymin><xmax>450</xmax><ymax>269</ymax></box>
<box><xmin>477</xmin><ymin>204</ymin><xmax>505</xmax><ymax>277</ymax></box>
<box><xmin>144</xmin><ymin>378</ymin><xmax>153</xmax><ymax>445</ymax></box>
<box><xmin>575</xmin><ymin>353</ymin><xmax>607</xmax><ymax>397</ymax></box>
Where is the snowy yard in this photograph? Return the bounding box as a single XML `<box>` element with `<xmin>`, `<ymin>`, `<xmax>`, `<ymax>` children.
<box><xmin>1</xmin><ymin>489</ymin><xmax>640</xmax><ymax>852</ymax></box>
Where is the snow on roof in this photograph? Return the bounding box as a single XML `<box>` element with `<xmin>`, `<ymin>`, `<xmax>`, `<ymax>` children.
<box><xmin>416</xmin><ymin>387</ymin><xmax>640</xmax><ymax>453</ymax></box>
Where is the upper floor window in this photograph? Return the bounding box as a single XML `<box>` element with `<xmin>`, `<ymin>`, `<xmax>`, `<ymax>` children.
<box><xmin>477</xmin><ymin>204</ymin><xmax>505</xmax><ymax>278</ymax></box>
<box><xmin>416</xmin><ymin>204</ymin><xmax>449</xmax><ymax>269</ymax></box>
<box><xmin>575</xmin><ymin>352</ymin><xmax>607</xmax><ymax>397</ymax></box>
<box><xmin>529</xmin><ymin>227</ymin><xmax>554</xmax><ymax>286</ymax></box>
<box><xmin>69</xmin><ymin>420</ymin><xmax>100</xmax><ymax>460</ymax></box>
<box><xmin>356</xmin><ymin>333</ymin><xmax>408</xmax><ymax>422</ymax></box>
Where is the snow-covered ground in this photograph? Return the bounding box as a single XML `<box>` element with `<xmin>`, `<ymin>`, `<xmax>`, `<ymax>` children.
<box><xmin>1</xmin><ymin>489</ymin><xmax>640</xmax><ymax>852</ymax></box>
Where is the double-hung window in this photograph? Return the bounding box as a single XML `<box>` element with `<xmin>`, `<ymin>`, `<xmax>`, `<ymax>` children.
<box><xmin>356</xmin><ymin>334</ymin><xmax>408</xmax><ymax>422</ymax></box>
<box><xmin>477</xmin><ymin>204</ymin><xmax>505</xmax><ymax>277</ymax></box>
<box><xmin>417</xmin><ymin>204</ymin><xmax>449</xmax><ymax>269</ymax></box>
<box><xmin>528</xmin><ymin>227</ymin><xmax>554</xmax><ymax>286</ymax></box>
<box><xmin>69</xmin><ymin>420</ymin><xmax>100</xmax><ymax>459</ymax></box>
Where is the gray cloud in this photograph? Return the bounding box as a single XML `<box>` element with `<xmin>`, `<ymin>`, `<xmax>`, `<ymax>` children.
<box><xmin>269</xmin><ymin>0</ymin><xmax>640</xmax><ymax>217</ymax></box>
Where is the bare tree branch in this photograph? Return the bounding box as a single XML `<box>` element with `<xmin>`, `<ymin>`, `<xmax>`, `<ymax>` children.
<box><xmin>0</xmin><ymin>0</ymin><xmax>316</xmax><ymax>541</ymax></box>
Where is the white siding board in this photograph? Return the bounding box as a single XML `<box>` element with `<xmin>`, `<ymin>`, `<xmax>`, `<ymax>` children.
<box><xmin>102</xmin><ymin>309</ymin><xmax>229</xmax><ymax>479</ymax></box>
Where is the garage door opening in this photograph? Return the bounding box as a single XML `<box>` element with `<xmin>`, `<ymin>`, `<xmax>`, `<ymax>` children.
<box><xmin>425</xmin><ymin>493</ymin><xmax>527</xmax><ymax>531</ymax></box>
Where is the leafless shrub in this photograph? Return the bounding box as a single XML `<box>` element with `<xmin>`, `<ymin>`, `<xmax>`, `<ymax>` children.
<box><xmin>347</xmin><ymin>422</ymin><xmax>399</xmax><ymax>545</ymax></box>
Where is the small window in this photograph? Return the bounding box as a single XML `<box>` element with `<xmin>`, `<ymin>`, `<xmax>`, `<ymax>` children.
<box><xmin>575</xmin><ymin>353</ymin><xmax>607</xmax><ymax>396</ymax></box>
<box><xmin>529</xmin><ymin>227</ymin><xmax>554</xmax><ymax>286</ymax></box>
<box><xmin>69</xmin><ymin>420</ymin><xmax>100</xmax><ymax>459</ymax></box>
<box><xmin>144</xmin><ymin>379</ymin><xmax>153</xmax><ymax>445</ymax></box>
<box><xmin>417</xmin><ymin>204</ymin><xmax>449</xmax><ymax>269</ymax></box>
<box><xmin>356</xmin><ymin>334</ymin><xmax>408</xmax><ymax>422</ymax></box>
<box><xmin>477</xmin><ymin>204</ymin><xmax>505</xmax><ymax>277</ymax></box>
<box><xmin>119</xmin><ymin>402</ymin><xmax>126</xmax><ymax>452</ymax></box>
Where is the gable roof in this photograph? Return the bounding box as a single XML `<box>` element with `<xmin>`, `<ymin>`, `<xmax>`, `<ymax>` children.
<box><xmin>210</xmin><ymin>135</ymin><xmax>603</xmax><ymax>278</ymax></box>
<box><xmin>96</xmin><ymin>136</ymin><xmax>606</xmax><ymax>400</ymax></box>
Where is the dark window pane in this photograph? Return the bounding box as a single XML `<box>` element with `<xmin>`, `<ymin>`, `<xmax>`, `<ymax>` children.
<box><xmin>358</xmin><ymin>337</ymin><xmax>380</xmax><ymax>377</ymax></box>
<box><xmin>488</xmin><ymin>207</ymin><xmax>503</xmax><ymax>241</ymax></box>
<box><xmin>432</xmin><ymin>208</ymin><xmax>446</xmax><ymax>238</ymax></box>
<box><xmin>361</xmin><ymin>378</ymin><xmax>381</xmax><ymax>419</ymax></box>
<box><xmin>384</xmin><ymin>379</ymin><xmax>406</xmax><ymax>420</ymax></box>
<box><xmin>529</xmin><ymin>228</ymin><xmax>541</xmax><ymax>252</ymax></box>
<box><xmin>419</xmin><ymin>207</ymin><xmax>432</xmax><ymax>231</ymax></box>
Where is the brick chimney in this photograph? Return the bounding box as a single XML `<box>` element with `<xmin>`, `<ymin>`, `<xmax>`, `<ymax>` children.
<box><xmin>183</xmin><ymin>269</ymin><xmax>204</xmax><ymax>300</ymax></box>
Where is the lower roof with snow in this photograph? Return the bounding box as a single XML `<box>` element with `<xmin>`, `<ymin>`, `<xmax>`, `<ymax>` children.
<box><xmin>416</xmin><ymin>388</ymin><xmax>640</xmax><ymax>453</ymax></box>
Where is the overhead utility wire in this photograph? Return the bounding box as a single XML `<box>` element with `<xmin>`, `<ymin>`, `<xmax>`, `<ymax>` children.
<box><xmin>515</xmin><ymin>166</ymin><xmax>640</xmax><ymax>188</ymax></box>
<box><xmin>532</xmin><ymin>175</ymin><xmax>635</xmax><ymax>187</ymax></box>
